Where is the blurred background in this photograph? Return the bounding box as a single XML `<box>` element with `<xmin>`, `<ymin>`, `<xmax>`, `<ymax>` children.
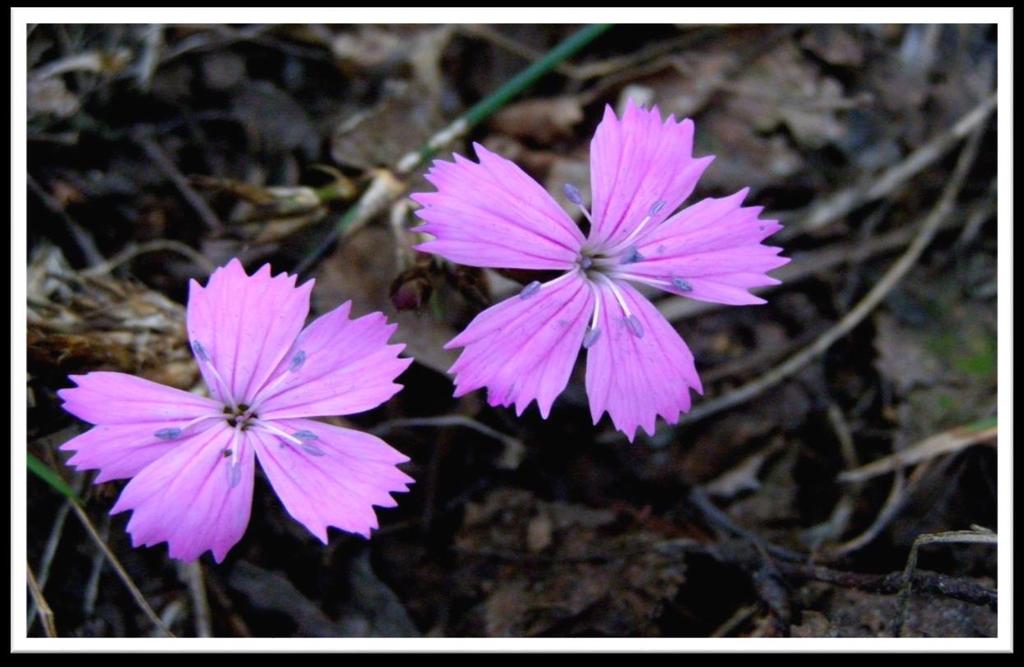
<box><xmin>25</xmin><ymin>23</ymin><xmax>998</xmax><ymax>638</ymax></box>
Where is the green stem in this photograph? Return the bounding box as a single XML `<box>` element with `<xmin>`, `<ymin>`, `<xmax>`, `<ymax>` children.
<box><xmin>295</xmin><ymin>23</ymin><xmax>613</xmax><ymax>276</ymax></box>
<box><xmin>413</xmin><ymin>23</ymin><xmax>614</xmax><ymax>165</ymax></box>
<box><xmin>27</xmin><ymin>452</ymin><xmax>82</xmax><ymax>505</ymax></box>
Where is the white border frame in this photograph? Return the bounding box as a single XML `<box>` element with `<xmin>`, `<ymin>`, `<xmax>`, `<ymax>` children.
<box><xmin>11</xmin><ymin>6</ymin><xmax>1013</xmax><ymax>652</ymax></box>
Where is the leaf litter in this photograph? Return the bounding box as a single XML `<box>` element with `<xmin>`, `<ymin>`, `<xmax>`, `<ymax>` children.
<box><xmin>25</xmin><ymin>23</ymin><xmax>997</xmax><ymax>638</ymax></box>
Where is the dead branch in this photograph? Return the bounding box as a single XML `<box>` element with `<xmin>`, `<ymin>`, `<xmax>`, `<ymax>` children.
<box><xmin>27</xmin><ymin>563</ymin><xmax>57</xmax><ymax>637</ymax></box>
<box><xmin>839</xmin><ymin>421</ymin><xmax>997</xmax><ymax>484</ymax></box>
<box><xmin>27</xmin><ymin>173</ymin><xmax>105</xmax><ymax>266</ymax></box>
<box><xmin>779</xmin><ymin>93</ymin><xmax>996</xmax><ymax>241</ymax></box>
<box><xmin>658</xmin><ymin>197</ymin><xmax>991</xmax><ymax>323</ymax></box>
<box><xmin>673</xmin><ymin>119</ymin><xmax>986</xmax><ymax>427</ymax></box>
<box><xmin>136</xmin><ymin>135</ymin><xmax>224</xmax><ymax>233</ymax></box>
<box><xmin>778</xmin><ymin>560</ymin><xmax>996</xmax><ymax>609</ymax></box>
<box><xmin>178</xmin><ymin>560</ymin><xmax>212</xmax><ymax>637</ymax></box>
<box><xmin>80</xmin><ymin>239</ymin><xmax>216</xmax><ymax>278</ymax></box>
<box><xmin>894</xmin><ymin>526</ymin><xmax>997</xmax><ymax>635</ymax></box>
<box><xmin>69</xmin><ymin>501</ymin><xmax>175</xmax><ymax>637</ymax></box>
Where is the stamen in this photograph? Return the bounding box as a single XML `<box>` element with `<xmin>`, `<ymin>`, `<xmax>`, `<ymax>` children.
<box><xmin>154</xmin><ymin>427</ymin><xmax>182</xmax><ymax>440</ymax></box>
<box><xmin>563</xmin><ymin>182</ymin><xmax>594</xmax><ymax>225</ymax></box>
<box><xmin>178</xmin><ymin>412</ymin><xmax>224</xmax><ymax>435</ymax></box>
<box><xmin>671</xmin><ymin>277</ymin><xmax>693</xmax><ymax>292</ymax></box>
<box><xmin>582</xmin><ymin>281</ymin><xmax>603</xmax><ymax>349</ymax></box>
<box><xmin>517</xmin><ymin>268</ymin><xmax>582</xmax><ymax>300</ymax></box>
<box><xmin>225</xmin><ymin>428</ymin><xmax>242</xmax><ymax>489</ymax></box>
<box><xmin>519</xmin><ymin>281</ymin><xmax>542</xmax><ymax>299</ymax></box>
<box><xmin>622</xmin><ymin>246</ymin><xmax>643</xmax><ymax>264</ymax></box>
<box><xmin>254</xmin><ymin>421</ymin><xmax>326</xmax><ymax>457</ymax></box>
<box><xmin>593</xmin><ymin>274</ymin><xmax>646</xmax><ymax>340</ymax></box>
<box><xmin>563</xmin><ymin>183</ymin><xmax>584</xmax><ymax>205</ymax></box>
<box><xmin>605</xmin><ymin>200</ymin><xmax>670</xmax><ymax>258</ymax></box>
<box><xmin>301</xmin><ymin>443</ymin><xmax>326</xmax><ymax>457</ymax></box>
<box><xmin>602</xmin><ymin>272</ymin><xmax>694</xmax><ymax>297</ymax></box>
<box><xmin>228</xmin><ymin>460</ymin><xmax>242</xmax><ymax>488</ymax></box>
<box><xmin>249</xmin><ymin>348</ymin><xmax>308</xmax><ymax>410</ymax></box>
<box><xmin>625</xmin><ymin>314</ymin><xmax>645</xmax><ymax>338</ymax></box>
<box><xmin>191</xmin><ymin>340</ymin><xmax>209</xmax><ymax>362</ymax></box>
<box><xmin>580</xmin><ymin>257</ymin><xmax>593</xmax><ymax>270</ymax></box>
<box><xmin>191</xmin><ymin>340</ymin><xmax>237</xmax><ymax>411</ymax></box>
<box><xmin>594</xmin><ymin>274</ymin><xmax>634</xmax><ymax>321</ymax></box>
<box><xmin>253</xmin><ymin>420</ymin><xmax>303</xmax><ymax>446</ymax></box>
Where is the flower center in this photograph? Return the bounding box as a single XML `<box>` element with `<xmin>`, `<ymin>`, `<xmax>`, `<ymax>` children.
<box><xmin>577</xmin><ymin>248</ymin><xmax>616</xmax><ymax>277</ymax></box>
<box><xmin>521</xmin><ymin>190</ymin><xmax>670</xmax><ymax>350</ymax></box>
<box><xmin>224</xmin><ymin>403</ymin><xmax>257</xmax><ymax>430</ymax></box>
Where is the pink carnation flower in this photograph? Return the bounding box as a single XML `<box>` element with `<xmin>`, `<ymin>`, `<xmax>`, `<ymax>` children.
<box><xmin>412</xmin><ymin>100</ymin><xmax>789</xmax><ymax>441</ymax></box>
<box><xmin>58</xmin><ymin>259</ymin><xmax>413</xmax><ymax>562</ymax></box>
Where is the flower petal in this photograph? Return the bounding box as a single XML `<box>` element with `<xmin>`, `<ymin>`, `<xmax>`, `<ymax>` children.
<box><xmin>588</xmin><ymin>100</ymin><xmax>714</xmax><ymax>249</ymax></box>
<box><xmin>585</xmin><ymin>280</ymin><xmax>701</xmax><ymax>441</ymax></box>
<box><xmin>446</xmin><ymin>273</ymin><xmax>594</xmax><ymax>418</ymax></box>
<box><xmin>249</xmin><ymin>420</ymin><xmax>412</xmax><ymax>541</ymax></box>
<box><xmin>412</xmin><ymin>142</ymin><xmax>585</xmax><ymax>271</ymax></box>
<box><xmin>58</xmin><ymin>372</ymin><xmax>221</xmax><ymax>425</ymax></box>
<box><xmin>187</xmin><ymin>258</ymin><xmax>313</xmax><ymax>405</ymax></box>
<box><xmin>111</xmin><ymin>423</ymin><xmax>254</xmax><ymax>563</ymax></box>
<box><xmin>255</xmin><ymin>302</ymin><xmax>411</xmax><ymax>420</ymax></box>
<box><xmin>60</xmin><ymin>421</ymin><xmax>218</xmax><ymax>483</ymax></box>
<box><xmin>626</xmin><ymin>189</ymin><xmax>789</xmax><ymax>305</ymax></box>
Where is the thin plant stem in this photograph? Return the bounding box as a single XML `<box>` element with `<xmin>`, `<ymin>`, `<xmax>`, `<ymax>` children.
<box><xmin>294</xmin><ymin>24</ymin><xmax>613</xmax><ymax>276</ymax></box>
<box><xmin>69</xmin><ymin>501</ymin><xmax>176</xmax><ymax>637</ymax></box>
<box><xmin>27</xmin><ymin>563</ymin><xmax>57</xmax><ymax>637</ymax></box>
<box><xmin>674</xmin><ymin>120</ymin><xmax>987</xmax><ymax>428</ymax></box>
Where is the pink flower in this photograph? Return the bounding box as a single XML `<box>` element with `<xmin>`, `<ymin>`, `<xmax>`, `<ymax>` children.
<box><xmin>412</xmin><ymin>100</ymin><xmax>789</xmax><ymax>441</ymax></box>
<box><xmin>58</xmin><ymin>259</ymin><xmax>413</xmax><ymax>562</ymax></box>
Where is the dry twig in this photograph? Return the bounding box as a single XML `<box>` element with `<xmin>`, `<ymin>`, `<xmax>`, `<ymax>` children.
<box><xmin>839</xmin><ymin>420</ymin><xmax>997</xmax><ymax>484</ymax></box>
<box><xmin>779</xmin><ymin>93</ymin><xmax>996</xmax><ymax>240</ymax></box>
<box><xmin>178</xmin><ymin>560</ymin><xmax>212</xmax><ymax>638</ymax></box>
<box><xmin>27</xmin><ymin>563</ymin><xmax>57</xmax><ymax>638</ymax></box>
<box><xmin>657</xmin><ymin>200</ymin><xmax>985</xmax><ymax>323</ymax></box>
<box><xmin>136</xmin><ymin>135</ymin><xmax>224</xmax><ymax>233</ymax></box>
<box><xmin>69</xmin><ymin>502</ymin><xmax>175</xmax><ymax>637</ymax></box>
<box><xmin>27</xmin><ymin>173</ymin><xmax>105</xmax><ymax>266</ymax></box>
<box><xmin>777</xmin><ymin>560</ymin><xmax>996</xmax><ymax>609</ymax></box>
<box><xmin>894</xmin><ymin>526</ymin><xmax>998</xmax><ymax>635</ymax></box>
<box><xmin>372</xmin><ymin>415</ymin><xmax>522</xmax><ymax>452</ymax></box>
<box><xmin>26</xmin><ymin>473</ymin><xmax>86</xmax><ymax>630</ymax></box>
<box><xmin>688</xmin><ymin>487</ymin><xmax>805</xmax><ymax>563</ymax></box>
<box><xmin>673</xmin><ymin>119</ymin><xmax>986</xmax><ymax>427</ymax></box>
<box><xmin>82</xmin><ymin>513</ymin><xmax>110</xmax><ymax>616</ymax></box>
<box><xmin>80</xmin><ymin>239</ymin><xmax>216</xmax><ymax>278</ymax></box>
<box><xmin>828</xmin><ymin>464</ymin><xmax>912</xmax><ymax>559</ymax></box>
<box><xmin>802</xmin><ymin>403</ymin><xmax>862</xmax><ymax>550</ymax></box>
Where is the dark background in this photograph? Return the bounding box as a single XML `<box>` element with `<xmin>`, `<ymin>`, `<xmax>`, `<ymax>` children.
<box><xmin>26</xmin><ymin>24</ymin><xmax>997</xmax><ymax>638</ymax></box>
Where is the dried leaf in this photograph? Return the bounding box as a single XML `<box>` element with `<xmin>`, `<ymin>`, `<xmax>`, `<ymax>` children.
<box><xmin>455</xmin><ymin>489</ymin><xmax>686</xmax><ymax>636</ymax></box>
<box><xmin>232</xmin><ymin>81</ymin><xmax>318</xmax><ymax>155</ymax></box>
<box><xmin>490</xmin><ymin>96</ymin><xmax>584</xmax><ymax>145</ymax></box>
<box><xmin>336</xmin><ymin>551</ymin><xmax>420</xmax><ymax>637</ymax></box>
<box><xmin>314</xmin><ymin>225</ymin><xmax>459</xmax><ymax>376</ymax></box>
<box><xmin>227</xmin><ymin>560</ymin><xmax>343</xmax><ymax>637</ymax></box>
<box><xmin>330</xmin><ymin>80</ymin><xmax>444</xmax><ymax>170</ymax></box>
<box><xmin>27</xmin><ymin>244</ymin><xmax>197</xmax><ymax>389</ymax></box>
<box><xmin>802</xmin><ymin>586</ymin><xmax>995</xmax><ymax>637</ymax></box>
<box><xmin>704</xmin><ymin>439</ymin><xmax>787</xmax><ymax>499</ymax></box>
<box><xmin>800</xmin><ymin>26</ymin><xmax>865</xmax><ymax>67</ymax></box>
<box><xmin>28</xmin><ymin>77</ymin><xmax>80</xmax><ymax>118</ymax></box>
